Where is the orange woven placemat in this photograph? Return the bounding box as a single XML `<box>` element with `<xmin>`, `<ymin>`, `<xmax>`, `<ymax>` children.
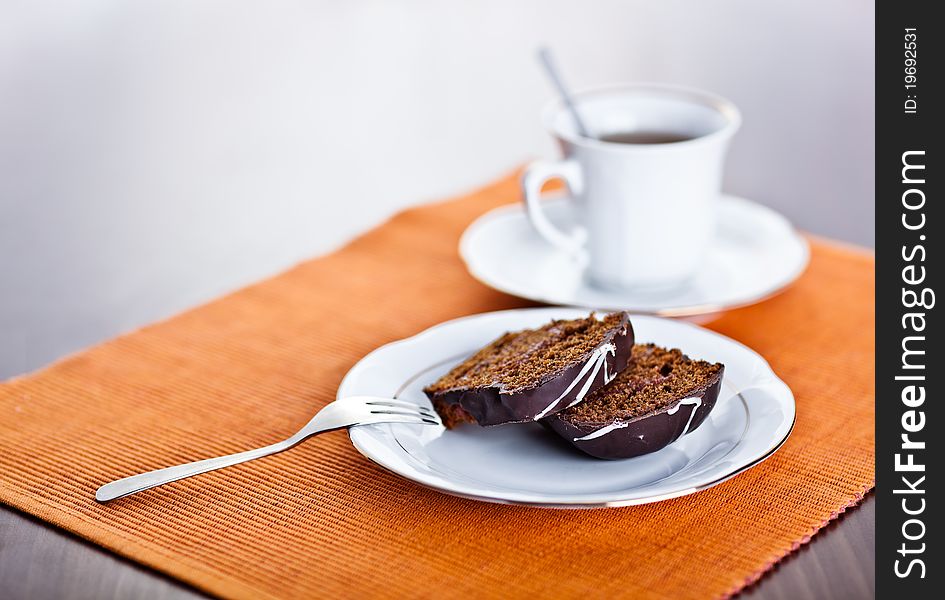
<box><xmin>0</xmin><ymin>173</ymin><xmax>874</xmax><ymax>599</ymax></box>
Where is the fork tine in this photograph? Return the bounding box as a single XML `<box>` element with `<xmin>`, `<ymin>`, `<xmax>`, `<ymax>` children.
<box><xmin>369</xmin><ymin>408</ymin><xmax>425</xmax><ymax>417</ymax></box>
<box><xmin>355</xmin><ymin>413</ymin><xmax>441</xmax><ymax>427</ymax></box>
<box><xmin>363</xmin><ymin>400</ymin><xmax>437</xmax><ymax>417</ymax></box>
<box><xmin>369</xmin><ymin>408</ymin><xmax>441</xmax><ymax>423</ymax></box>
<box><xmin>364</xmin><ymin>398</ymin><xmax>434</xmax><ymax>411</ymax></box>
<box><xmin>329</xmin><ymin>396</ymin><xmax>442</xmax><ymax>426</ymax></box>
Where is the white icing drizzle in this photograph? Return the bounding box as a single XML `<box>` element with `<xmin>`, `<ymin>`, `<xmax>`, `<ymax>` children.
<box><xmin>534</xmin><ymin>342</ymin><xmax>617</xmax><ymax>420</ymax></box>
<box><xmin>666</xmin><ymin>396</ymin><xmax>703</xmax><ymax>435</ymax></box>
<box><xmin>573</xmin><ymin>396</ymin><xmax>702</xmax><ymax>442</ymax></box>
<box><xmin>573</xmin><ymin>419</ymin><xmax>629</xmax><ymax>441</ymax></box>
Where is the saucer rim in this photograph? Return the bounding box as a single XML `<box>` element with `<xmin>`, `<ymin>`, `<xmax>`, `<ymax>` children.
<box><xmin>458</xmin><ymin>194</ymin><xmax>810</xmax><ymax>317</ymax></box>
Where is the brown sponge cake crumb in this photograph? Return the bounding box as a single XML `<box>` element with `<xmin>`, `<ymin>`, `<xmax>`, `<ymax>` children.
<box><xmin>559</xmin><ymin>344</ymin><xmax>723</xmax><ymax>425</ymax></box>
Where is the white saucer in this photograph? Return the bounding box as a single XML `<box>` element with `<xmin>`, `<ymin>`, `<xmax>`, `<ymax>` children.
<box><xmin>459</xmin><ymin>195</ymin><xmax>809</xmax><ymax>317</ymax></box>
<box><xmin>339</xmin><ymin>307</ymin><xmax>795</xmax><ymax>508</ymax></box>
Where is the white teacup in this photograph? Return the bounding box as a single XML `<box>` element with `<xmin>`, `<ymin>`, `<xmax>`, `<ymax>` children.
<box><xmin>522</xmin><ymin>84</ymin><xmax>741</xmax><ymax>290</ymax></box>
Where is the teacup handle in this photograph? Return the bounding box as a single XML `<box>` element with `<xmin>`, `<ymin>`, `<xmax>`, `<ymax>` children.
<box><xmin>521</xmin><ymin>159</ymin><xmax>587</xmax><ymax>252</ymax></box>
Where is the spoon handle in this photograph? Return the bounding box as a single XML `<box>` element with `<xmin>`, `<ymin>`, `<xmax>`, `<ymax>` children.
<box><xmin>537</xmin><ymin>47</ymin><xmax>592</xmax><ymax>138</ymax></box>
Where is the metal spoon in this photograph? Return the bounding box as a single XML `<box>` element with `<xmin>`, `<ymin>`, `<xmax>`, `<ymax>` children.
<box><xmin>537</xmin><ymin>47</ymin><xmax>593</xmax><ymax>139</ymax></box>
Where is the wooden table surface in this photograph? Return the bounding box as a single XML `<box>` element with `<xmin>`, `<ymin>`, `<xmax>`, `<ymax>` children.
<box><xmin>1</xmin><ymin>494</ymin><xmax>874</xmax><ymax>599</ymax></box>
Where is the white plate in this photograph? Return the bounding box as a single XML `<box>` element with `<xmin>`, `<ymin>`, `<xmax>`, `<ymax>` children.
<box><xmin>339</xmin><ymin>308</ymin><xmax>795</xmax><ymax>508</ymax></box>
<box><xmin>459</xmin><ymin>195</ymin><xmax>809</xmax><ymax>317</ymax></box>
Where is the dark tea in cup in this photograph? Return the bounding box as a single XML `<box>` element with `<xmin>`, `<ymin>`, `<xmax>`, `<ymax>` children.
<box><xmin>598</xmin><ymin>131</ymin><xmax>694</xmax><ymax>145</ymax></box>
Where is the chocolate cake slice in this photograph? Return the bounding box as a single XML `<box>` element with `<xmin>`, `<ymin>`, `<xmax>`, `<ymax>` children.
<box><xmin>424</xmin><ymin>312</ymin><xmax>633</xmax><ymax>427</ymax></box>
<box><xmin>543</xmin><ymin>344</ymin><xmax>723</xmax><ymax>459</ymax></box>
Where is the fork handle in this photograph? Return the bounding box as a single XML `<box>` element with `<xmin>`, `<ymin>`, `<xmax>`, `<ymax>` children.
<box><xmin>96</xmin><ymin>436</ymin><xmax>303</xmax><ymax>502</ymax></box>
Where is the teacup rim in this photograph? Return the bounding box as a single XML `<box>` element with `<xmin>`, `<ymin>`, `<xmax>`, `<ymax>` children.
<box><xmin>542</xmin><ymin>82</ymin><xmax>742</xmax><ymax>151</ymax></box>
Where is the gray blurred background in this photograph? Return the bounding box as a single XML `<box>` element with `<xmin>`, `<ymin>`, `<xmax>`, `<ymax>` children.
<box><xmin>1</xmin><ymin>0</ymin><xmax>874</xmax><ymax>378</ymax></box>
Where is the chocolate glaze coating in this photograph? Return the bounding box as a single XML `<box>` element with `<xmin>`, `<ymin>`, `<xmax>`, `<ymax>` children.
<box><xmin>426</xmin><ymin>314</ymin><xmax>634</xmax><ymax>426</ymax></box>
<box><xmin>543</xmin><ymin>366</ymin><xmax>724</xmax><ymax>459</ymax></box>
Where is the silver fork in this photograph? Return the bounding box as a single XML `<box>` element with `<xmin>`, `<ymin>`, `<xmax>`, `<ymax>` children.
<box><xmin>95</xmin><ymin>396</ymin><xmax>440</xmax><ymax>502</ymax></box>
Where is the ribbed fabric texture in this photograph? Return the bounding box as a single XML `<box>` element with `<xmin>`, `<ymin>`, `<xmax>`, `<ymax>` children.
<box><xmin>0</xmin><ymin>173</ymin><xmax>874</xmax><ymax>599</ymax></box>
